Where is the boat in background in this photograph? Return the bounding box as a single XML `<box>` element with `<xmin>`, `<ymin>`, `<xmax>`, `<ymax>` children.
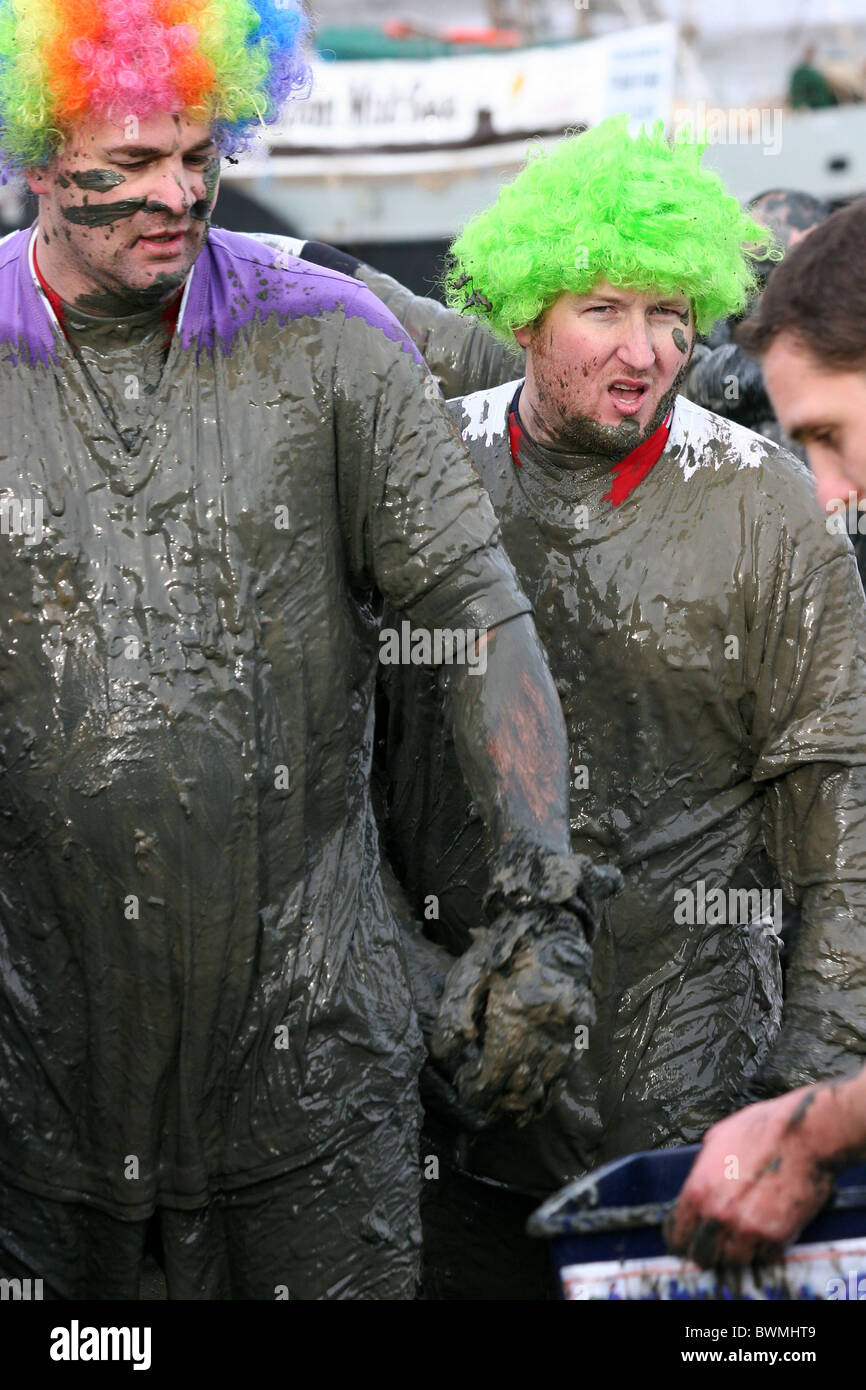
<box><xmin>222</xmin><ymin>21</ymin><xmax>677</xmax><ymax>246</ymax></box>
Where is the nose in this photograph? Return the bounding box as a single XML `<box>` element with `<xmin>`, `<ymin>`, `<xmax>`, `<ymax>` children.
<box><xmin>809</xmin><ymin>451</ymin><xmax>860</xmax><ymax>513</ymax></box>
<box><xmin>615</xmin><ymin>313</ymin><xmax>656</xmax><ymax>373</ymax></box>
<box><xmin>143</xmin><ymin>162</ymin><xmax>206</xmax><ymax>218</ymax></box>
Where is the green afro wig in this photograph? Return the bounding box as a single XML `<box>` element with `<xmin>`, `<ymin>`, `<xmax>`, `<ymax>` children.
<box><xmin>446</xmin><ymin>115</ymin><xmax>781</xmax><ymax>343</ymax></box>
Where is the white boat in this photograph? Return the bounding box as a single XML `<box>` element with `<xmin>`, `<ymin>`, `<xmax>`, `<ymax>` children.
<box><xmin>223</xmin><ymin>22</ymin><xmax>678</xmax><ymax>242</ymax></box>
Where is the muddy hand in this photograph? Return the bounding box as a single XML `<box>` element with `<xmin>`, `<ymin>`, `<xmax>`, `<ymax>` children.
<box><xmin>663</xmin><ymin>1085</ymin><xmax>837</xmax><ymax>1267</ymax></box>
<box><xmin>431</xmin><ymin>905</ymin><xmax>595</xmax><ymax>1123</ymax></box>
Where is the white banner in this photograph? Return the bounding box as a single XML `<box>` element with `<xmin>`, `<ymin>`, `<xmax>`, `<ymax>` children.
<box><xmin>271</xmin><ymin>22</ymin><xmax>677</xmax><ymax>150</ymax></box>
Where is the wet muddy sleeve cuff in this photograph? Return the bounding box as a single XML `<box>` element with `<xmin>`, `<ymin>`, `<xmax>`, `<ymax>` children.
<box><xmin>483</xmin><ymin>838</ymin><xmax>623</xmax><ymax>942</ymax></box>
<box><xmin>402</xmin><ymin>542</ymin><xmax>532</xmax><ymax>636</ymax></box>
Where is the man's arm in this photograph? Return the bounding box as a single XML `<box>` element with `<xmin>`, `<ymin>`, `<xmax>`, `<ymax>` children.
<box><xmin>332</xmin><ymin>287</ymin><xmax>618</xmax><ymax>1121</ymax></box>
<box><xmin>665</xmin><ymin>1067</ymin><xmax>866</xmax><ymax>1266</ymax></box>
<box><xmin>352</xmin><ymin>259</ymin><xmax>523</xmax><ymax>401</ymax></box>
<box><xmin>445</xmin><ymin>615</ymin><xmax>569</xmax><ymax>854</ymax></box>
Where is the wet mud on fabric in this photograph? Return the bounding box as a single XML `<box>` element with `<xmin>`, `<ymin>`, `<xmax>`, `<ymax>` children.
<box><xmin>0</xmin><ymin>1102</ymin><xmax>421</xmax><ymax>1298</ymax></box>
<box><xmin>0</xmin><ymin>221</ymin><xmax>535</xmax><ymax>1290</ymax></box>
<box><xmin>380</xmin><ymin>379</ymin><xmax>866</xmax><ymax>1202</ymax></box>
<box><xmin>248</xmin><ymin>233</ymin><xmax>524</xmax><ymax>400</ymax></box>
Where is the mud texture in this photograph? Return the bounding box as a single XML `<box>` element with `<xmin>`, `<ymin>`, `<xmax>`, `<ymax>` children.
<box><xmin>69</xmin><ymin>169</ymin><xmax>128</xmax><ymax>192</ymax></box>
<box><xmin>432</xmin><ymin>910</ymin><xmax>596</xmax><ymax>1121</ymax></box>
<box><xmin>380</xmin><ymin>374</ymin><xmax>866</xmax><ymax>1201</ymax></box>
<box><xmin>61</xmin><ymin>198</ymin><xmax>178</xmax><ymax>227</ymax></box>
<box><xmin>672</xmin><ymin>326</ymin><xmax>689</xmax><ymax>354</ymax></box>
<box><xmin>430</xmin><ymin>838</ymin><xmax>623</xmax><ymax>1119</ymax></box>
<box><xmin>247</xmin><ymin>233</ymin><xmax>524</xmax><ymax>399</ymax></box>
<box><xmin>0</xmin><ymin>218</ymin><xmax>549</xmax><ymax>1301</ymax></box>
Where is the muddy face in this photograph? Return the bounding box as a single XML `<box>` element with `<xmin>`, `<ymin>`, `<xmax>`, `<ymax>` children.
<box><xmin>26</xmin><ymin>111</ymin><xmax>221</xmax><ymax>314</ymax></box>
<box><xmin>513</xmin><ymin>279</ymin><xmax>696</xmax><ymax>459</ymax></box>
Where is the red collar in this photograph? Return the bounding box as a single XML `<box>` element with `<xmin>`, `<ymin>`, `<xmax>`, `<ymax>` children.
<box><xmin>508</xmin><ymin>388</ymin><xmax>672</xmax><ymax>507</ymax></box>
<box><xmin>33</xmin><ymin>239</ymin><xmax>182</xmax><ymax>349</ymax></box>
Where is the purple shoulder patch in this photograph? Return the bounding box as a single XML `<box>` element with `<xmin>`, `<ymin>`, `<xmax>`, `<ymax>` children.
<box><xmin>0</xmin><ymin>227</ymin><xmax>60</xmax><ymax>367</ymax></box>
<box><xmin>179</xmin><ymin>228</ymin><xmax>424</xmax><ymax>364</ymax></box>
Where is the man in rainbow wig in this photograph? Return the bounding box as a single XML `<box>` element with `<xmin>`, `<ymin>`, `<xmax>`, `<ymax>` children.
<box><xmin>379</xmin><ymin>117</ymin><xmax>866</xmax><ymax>1297</ymax></box>
<box><xmin>0</xmin><ymin>0</ymin><xmax>614</xmax><ymax>1298</ymax></box>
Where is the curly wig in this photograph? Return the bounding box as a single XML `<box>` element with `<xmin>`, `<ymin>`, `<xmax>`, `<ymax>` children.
<box><xmin>0</xmin><ymin>0</ymin><xmax>310</xmax><ymax>178</ymax></box>
<box><xmin>446</xmin><ymin>116</ymin><xmax>781</xmax><ymax>341</ymax></box>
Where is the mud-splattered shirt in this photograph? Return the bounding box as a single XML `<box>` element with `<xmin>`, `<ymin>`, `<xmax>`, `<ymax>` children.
<box><xmin>0</xmin><ymin>227</ymin><xmax>531</xmax><ymax>1215</ymax></box>
<box><xmin>247</xmin><ymin>233</ymin><xmax>524</xmax><ymax>400</ymax></box>
<box><xmin>382</xmin><ymin>378</ymin><xmax>866</xmax><ymax>1193</ymax></box>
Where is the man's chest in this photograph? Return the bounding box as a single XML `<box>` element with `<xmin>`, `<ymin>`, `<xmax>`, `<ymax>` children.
<box><xmin>470</xmin><ymin>434</ymin><xmax>756</xmax><ymax>765</ymax></box>
<box><xmin>0</xmin><ymin>351</ymin><xmax>357</xmax><ymax>732</ymax></box>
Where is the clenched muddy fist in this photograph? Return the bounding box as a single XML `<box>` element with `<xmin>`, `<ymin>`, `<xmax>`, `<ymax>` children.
<box><xmin>433</xmin><ymin>911</ymin><xmax>596</xmax><ymax>1121</ymax></box>
<box><xmin>432</xmin><ymin>842</ymin><xmax>622</xmax><ymax>1121</ymax></box>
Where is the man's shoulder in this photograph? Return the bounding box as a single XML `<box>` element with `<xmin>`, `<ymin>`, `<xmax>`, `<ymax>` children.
<box><xmin>200</xmin><ymin>228</ymin><xmax>421</xmax><ymax>360</ymax></box>
<box><xmin>670</xmin><ymin>395</ymin><xmax>813</xmax><ymax>494</ymax></box>
<box><xmin>0</xmin><ymin>227</ymin><xmax>59</xmax><ymax>366</ymax></box>
<box><xmin>448</xmin><ymin>378</ymin><xmax>522</xmax><ymax>444</ymax></box>
<box><xmin>0</xmin><ymin>226</ymin><xmax>28</xmax><ymax>271</ymax></box>
<box><xmin>670</xmin><ymin>396</ymin><xmax>851</xmax><ymax>565</ymax></box>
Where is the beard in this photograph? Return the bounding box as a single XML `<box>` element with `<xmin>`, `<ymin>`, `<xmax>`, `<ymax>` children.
<box><xmin>532</xmin><ymin>359</ymin><xmax>692</xmax><ymax>462</ymax></box>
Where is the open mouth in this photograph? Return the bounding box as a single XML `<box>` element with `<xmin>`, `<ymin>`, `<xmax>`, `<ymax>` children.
<box><xmin>608</xmin><ymin>380</ymin><xmax>650</xmax><ymax>415</ymax></box>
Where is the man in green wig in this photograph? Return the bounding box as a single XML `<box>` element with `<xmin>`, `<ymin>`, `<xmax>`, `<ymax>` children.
<box><xmin>378</xmin><ymin>115</ymin><xmax>866</xmax><ymax>1298</ymax></box>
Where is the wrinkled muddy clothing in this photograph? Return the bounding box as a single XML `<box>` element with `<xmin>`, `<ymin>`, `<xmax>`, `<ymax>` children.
<box><xmin>248</xmin><ymin>234</ymin><xmax>523</xmax><ymax>400</ymax></box>
<box><xmin>381</xmin><ymin>379</ymin><xmax>866</xmax><ymax>1194</ymax></box>
<box><xmin>0</xmin><ymin>226</ymin><xmax>531</xmax><ymax>1218</ymax></box>
<box><xmin>684</xmin><ymin>327</ymin><xmax>866</xmax><ymax>590</ymax></box>
<box><xmin>0</xmin><ymin>1105</ymin><xmax>421</xmax><ymax>1299</ymax></box>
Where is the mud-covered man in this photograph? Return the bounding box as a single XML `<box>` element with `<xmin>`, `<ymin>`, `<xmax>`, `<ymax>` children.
<box><xmin>379</xmin><ymin>118</ymin><xmax>866</xmax><ymax>1298</ymax></box>
<box><xmin>668</xmin><ymin>198</ymin><xmax>866</xmax><ymax>1270</ymax></box>
<box><xmin>0</xmin><ymin>0</ymin><xmax>606</xmax><ymax>1299</ymax></box>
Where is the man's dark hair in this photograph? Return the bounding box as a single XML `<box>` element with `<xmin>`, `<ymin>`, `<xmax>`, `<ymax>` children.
<box><xmin>736</xmin><ymin>197</ymin><xmax>866</xmax><ymax>368</ymax></box>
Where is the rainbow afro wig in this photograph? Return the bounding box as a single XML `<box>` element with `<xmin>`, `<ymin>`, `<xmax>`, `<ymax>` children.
<box><xmin>446</xmin><ymin>115</ymin><xmax>781</xmax><ymax>342</ymax></box>
<box><xmin>0</xmin><ymin>0</ymin><xmax>310</xmax><ymax>179</ymax></box>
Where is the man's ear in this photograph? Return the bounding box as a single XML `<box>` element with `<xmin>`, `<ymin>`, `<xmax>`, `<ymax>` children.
<box><xmin>23</xmin><ymin>165</ymin><xmax>51</xmax><ymax>196</ymax></box>
<box><xmin>513</xmin><ymin>325</ymin><xmax>532</xmax><ymax>349</ymax></box>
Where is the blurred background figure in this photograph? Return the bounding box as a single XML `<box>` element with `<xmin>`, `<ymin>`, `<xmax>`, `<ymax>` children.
<box><xmin>683</xmin><ymin>188</ymin><xmax>831</xmax><ymax>458</ymax></box>
<box><xmin>789</xmin><ymin>42</ymin><xmax>839</xmax><ymax>108</ymax></box>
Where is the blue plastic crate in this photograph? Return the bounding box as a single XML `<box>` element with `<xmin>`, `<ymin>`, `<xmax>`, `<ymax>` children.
<box><xmin>528</xmin><ymin>1146</ymin><xmax>866</xmax><ymax>1300</ymax></box>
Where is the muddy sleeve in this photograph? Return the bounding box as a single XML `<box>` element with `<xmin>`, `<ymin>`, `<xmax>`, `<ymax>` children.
<box><xmin>333</xmin><ymin>284</ymin><xmax>532</xmax><ymax>633</ymax></box>
<box><xmin>749</xmin><ymin>517</ymin><xmax>866</xmax><ymax>1087</ymax></box>
<box><xmin>354</xmin><ymin>262</ymin><xmax>524</xmax><ymax>400</ymax></box>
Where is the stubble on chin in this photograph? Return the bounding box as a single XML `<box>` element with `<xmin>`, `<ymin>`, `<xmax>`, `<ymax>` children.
<box><xmin>73</xmin><ymin>235</ymin><xmax>202</xmax><ymax>314</ymax></box>
<box><xmin>536</xmin><ymin>360</ymin><xmax>690</xmax><ymax>461</ymax></box>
